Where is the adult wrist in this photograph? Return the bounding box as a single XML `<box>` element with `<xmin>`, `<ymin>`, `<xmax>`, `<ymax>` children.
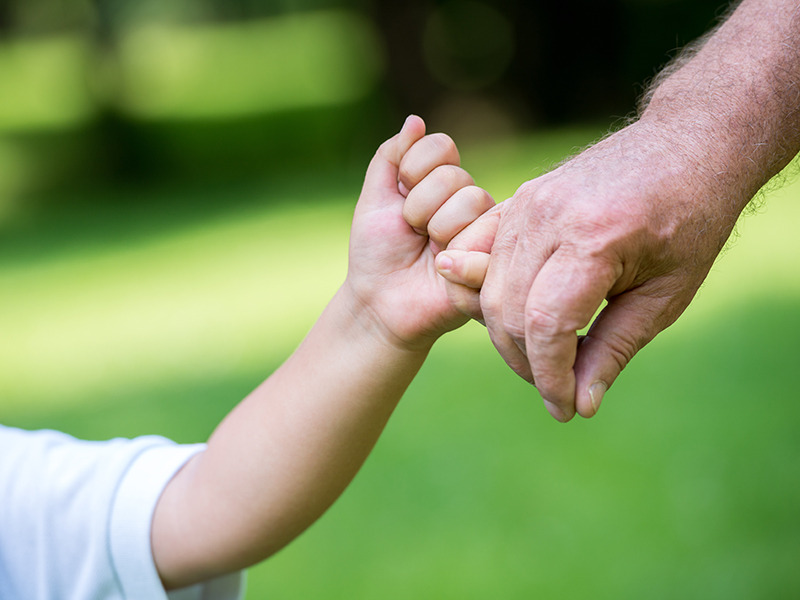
<box><xmin>635</xmin><ymin>3</ymin><xmax>800</xmax><ymax>211</ymax></box>
<box><xmin>631</xmin><ymin>111</ymin><xmax>756</xmax><ymax>218</ymax></box>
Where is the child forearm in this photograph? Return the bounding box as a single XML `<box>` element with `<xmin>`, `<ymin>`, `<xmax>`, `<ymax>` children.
<box><xmin>149</xmin><ymin>116</ymin><xmax>491</xmax><ymax>589</ymax></box>
<box><xmin>151</xmin><ymin>285</ymin><xmax>430</xmax><ymax>588</ymax></box>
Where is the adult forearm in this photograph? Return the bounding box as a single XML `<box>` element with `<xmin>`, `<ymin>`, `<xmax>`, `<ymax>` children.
<box><xmin>152</xmin><ymin>287</ymin><xmax>429</xmax><ymax>588</ymax></box>
<box><xmin>641</xmin><ymin>0</ymin><xmax>800</xmax><ymax>211</ymax></box>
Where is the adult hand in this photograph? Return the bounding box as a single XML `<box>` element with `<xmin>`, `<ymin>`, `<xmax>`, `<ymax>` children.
<box><xmin>440</xmin><ymin>119</ymin><xmax>744</xmax><ymax>422</ymax></box>
<box><xmin>440</xmin><ymin>0</ymin><xmax>800</xmax><ymax>422</ymax></box>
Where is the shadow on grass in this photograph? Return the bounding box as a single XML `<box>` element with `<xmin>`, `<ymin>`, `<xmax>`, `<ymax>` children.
<box><xmin>245</xmin><ymin>293</ymin><xmax>800</xmax><ymax>600</ymax></box>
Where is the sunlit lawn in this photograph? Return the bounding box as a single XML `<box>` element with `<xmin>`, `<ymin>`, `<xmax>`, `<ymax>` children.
<box><xmin>2</xmin><ymin>126</ymin><xmax>800</xmax><ymax>599</ymax></box>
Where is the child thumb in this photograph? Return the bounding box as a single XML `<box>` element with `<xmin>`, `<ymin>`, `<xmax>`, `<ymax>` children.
<box><xmin>364</xmin><ymin>116</ymin><xmax>427</xmax><ymax>198</ymax></box>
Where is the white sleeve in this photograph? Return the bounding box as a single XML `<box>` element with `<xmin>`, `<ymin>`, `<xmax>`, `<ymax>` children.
<box><xmin>0</xmin><ymin>425</ymin><xmax>245</xmax><ymax>600</ymax></box>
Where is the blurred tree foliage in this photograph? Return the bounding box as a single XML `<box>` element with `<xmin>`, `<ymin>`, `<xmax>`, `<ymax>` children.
<box><xmin>0</xmin><ymin>0</ymin><xmax>731</xmax><ymax>193</ymax></box>
<box><xmin>373</xmin><ymin>0</ymin><xmax>732</xmax><ymax>127</ymax></box>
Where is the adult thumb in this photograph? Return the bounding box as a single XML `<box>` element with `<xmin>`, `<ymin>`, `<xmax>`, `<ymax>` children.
<box><xmin>573</xmin><ymin>288</ymin><xmax>674</xmax><ymax>418</ymax></box>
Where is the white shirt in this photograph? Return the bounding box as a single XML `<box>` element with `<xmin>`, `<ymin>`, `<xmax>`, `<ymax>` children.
<box><xmin>0</xmin><ymin>425</ymin><xmax>245</xmax><ymax>600</ymax></box>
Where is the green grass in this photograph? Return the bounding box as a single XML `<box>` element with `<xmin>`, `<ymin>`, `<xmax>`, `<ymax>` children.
<box><xmin>2</xmin><ymin>124</ymin><xmax>800</xmax><ymax>599</ymax></box>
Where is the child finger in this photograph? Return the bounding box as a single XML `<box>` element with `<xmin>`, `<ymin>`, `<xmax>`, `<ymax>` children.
<box><xmin>398</xmin><ymin>133</ymin><xmax>461</xmax><ymax>192</ymax></box>
<box><xmin>427</xmin><ymin>186</ymin><xmax>496</xmax><ymax>249</ymax></box>
<box><xmin>444</xmin><ymin>281</ymin><xmax>484</xmax><ymax>322</ymax></box>
<box><xmin>436</xmin><ymin>250</ymin><xmax>491</xmax><ymax>289</ymax></box>
<box><xmin>402</xmin><ymin>165</ymin><xmax>475</xmax><ymax>232</ymax></box>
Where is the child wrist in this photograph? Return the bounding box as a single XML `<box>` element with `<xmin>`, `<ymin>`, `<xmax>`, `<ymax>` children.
<box><xmin>335</xmin><ymin>285</ymin><xmax>436</xmax><ymax>356</ymax></box>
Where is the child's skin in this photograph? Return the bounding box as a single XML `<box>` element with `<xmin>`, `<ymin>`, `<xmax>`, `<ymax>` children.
<box><xmin>434</xmin><ymin>225</ymin><xmax>496</xmax><ymax>320</ymax></box>
<box><xmin>150</xmin><ymin>116</ymin><xmax>495</xmax><ymax>588</ymax></box>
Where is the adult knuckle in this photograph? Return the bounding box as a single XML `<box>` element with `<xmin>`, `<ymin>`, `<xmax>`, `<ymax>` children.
<box><xmin>526</xmin><ymin>307</ymin><xmax>563</xmax><ymax>338</ymax></box>
<box><xmin>514</xmin><ymin>179</ymin><xmax>541</xmax><ymax>201</ymax></box>
<box><xmin>501</xmin><ymin>313</ymin><xmax>527</xmax><ymax>343</ymax></box>
<box><xmin>561</xmin><ymin>238</ymin><xmax>619</xmax><ymax>274</ymax></box>
<box><xmin>453</xmin><ymin>289</ymin><xmax>481</xmax><ymax>319</ymax></box>
<box><xmin>479</xmin><ymin>283</ymin><xmax>503</xmax><ymax>315</ymax></box>
<box><xmin>515</xmin><ymin>182</ymin><xmax>569</xmax><ymax>224</ymax></box>
<box><xmin>594</xmin><ymin>332</ymin><xmax>638</xmax><ymax>372</ymax></box>
<box><xmin>554</xmin><ymin>207</ymin><xmax>629</xmax><ymax>261</ymax></box>
<box><xmin>577</xmin><ymin>232</ymin><xmax>615</xmax><ymax>258</ymax></box>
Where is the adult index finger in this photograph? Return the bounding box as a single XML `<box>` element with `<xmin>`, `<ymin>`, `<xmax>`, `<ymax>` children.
<box><xmin>479</xmin><ymin>202</ymin><xmax>538</xmax><ymax>387</ymax></box>
<box><xmin>524</xmin><ymin>251</ymin><xmax>620</xmax><ymax>421</ymax></box>
<box><xmin>573</xmin><ymin>277</ymin><xmax>687</xmax><ymax>417</ymax></box>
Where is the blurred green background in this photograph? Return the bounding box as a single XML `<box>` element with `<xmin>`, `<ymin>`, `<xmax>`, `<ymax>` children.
<box><xmin>2</xmin><ymin>1</ymin><xmax>800</xmax><ymax>598</ymax></box>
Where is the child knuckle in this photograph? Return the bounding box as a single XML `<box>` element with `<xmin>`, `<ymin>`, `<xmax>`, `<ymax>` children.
<box><xmin>429</xmin><ymin>133</ymin><xmax>459</xmax><ymax>161</ymax></box>
<box><xmin>402</xmin><ymin>202</ymin><xmax>426</xmax><ymax>229</ymax></box>
<box><xmin>427</xmin><ymin>222</ymin><xmax>447</xmax><ymax>245</ymax></box>
<box><xmin>434</xmin><ymin>164</ymin><xmax>460</xmax><ymax>188</ymax></box>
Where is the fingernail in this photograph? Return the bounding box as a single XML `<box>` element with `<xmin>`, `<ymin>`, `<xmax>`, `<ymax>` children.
<box><xmin>544</xmin><ymin>400</ymin><xmax>569</xmax><ymax>423</ymax></box>
<box><xmin>589</xmin><ymin>381</ymin><xmax>608</xmax><ymax>415</ymax></box>
<box><xmin>398</xmin><ymin>181</ymin><xmax>410</xmax><ymax>197</ymax></box>
<box><xmin>437</xmin><ymin>254</ymin><xmax>453</xmax><ymax>271</ymax></box>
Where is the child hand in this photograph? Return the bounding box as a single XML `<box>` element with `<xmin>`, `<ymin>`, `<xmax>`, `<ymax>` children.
<box><xmin>344</xmin><ymin>116</ymin><xmax>495</xmax><ymax>351</ymax></box>
<box><xmin>427</xmin><ymin>196</ymin><xmax>499</xmax><ymax>325</ymax></box>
